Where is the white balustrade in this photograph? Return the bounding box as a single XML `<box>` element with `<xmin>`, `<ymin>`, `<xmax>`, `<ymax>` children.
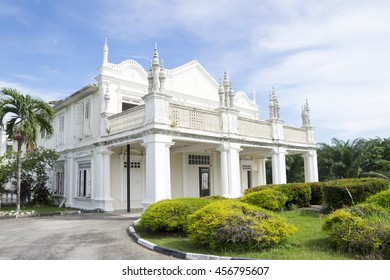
<box><xmin>237</xmin><ymin>118</ymin><xmax>272</xmax><ymax>139</ymax></box>
<box><xmin>284</xmin><ymin>126</ymin><xmax>307</xmax><ymax>143</ymax></box>
<box><xmin>169</xmin><ymin>104</ymin><xmax>221</xmax><ymax>133</ymax></box>
<box><xmin>108</xmin><ymin>105</ymin><xmax>145</xmax><ymax>134</ymax></box>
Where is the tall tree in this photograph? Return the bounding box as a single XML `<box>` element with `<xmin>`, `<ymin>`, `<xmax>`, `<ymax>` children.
<box><xmin>317</xmin><ymin>138</ymin><xmax>366</xmax><ymax>181</ymax></box>
<box><xmin>0</xmin><ymin>88</ymin><xmax>54</xmax><ymax>213</ymax></box>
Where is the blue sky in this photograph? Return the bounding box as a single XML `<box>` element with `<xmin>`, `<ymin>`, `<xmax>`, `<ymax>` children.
<box><xmin>1</xmin><ymin>0</ymin><xmax>389</xmax><ymax>143</ymax></box>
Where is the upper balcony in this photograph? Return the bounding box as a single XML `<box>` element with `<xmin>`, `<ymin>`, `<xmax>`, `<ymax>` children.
<box><xmin>107</xmin><ymin>102</ymin><xmax>310</xmax><ymax>146</ymax></box>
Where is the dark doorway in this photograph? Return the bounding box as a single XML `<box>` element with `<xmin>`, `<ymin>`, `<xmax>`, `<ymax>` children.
<box><xmin>199</xmin><ymin>167</ymin><xmax>210</xmax><ymax>197</ymax></box>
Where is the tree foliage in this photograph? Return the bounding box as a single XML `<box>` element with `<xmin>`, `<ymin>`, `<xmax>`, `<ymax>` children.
<box><xmin>0</xmin><ymin>88</ymin><xmax>54</xmax><ymax>212</ymax></box>
<box><xmin>318</xmin><ymin>137</ymin><xmax>390</xmax><ymax>181</ymax></box>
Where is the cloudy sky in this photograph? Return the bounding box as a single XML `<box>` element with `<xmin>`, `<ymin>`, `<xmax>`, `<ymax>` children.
<box><xmin>1</xmin><ymin>0</ymin><xmax>389</xmax><ymax>143</ymax></box>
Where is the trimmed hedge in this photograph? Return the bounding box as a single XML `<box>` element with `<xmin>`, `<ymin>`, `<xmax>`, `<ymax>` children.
<box><xmin>245</xmin><ymin>183</ymin><xmax>311</xmax><ymax>208</ymax></box>
<box><xmin>366</xmin><ymin>190</ymin><xmax>390</xmax><ymax>208</ymax></box>
<box><xmin>324</xmin><ymin>178</ymin><xmax>389</xmax><ymax>209</ymax></box>
<box><xmin>307</xmin><ymin>182</ymin><xmax>326</xmax><ymax>205</ymax></box>
<box><xmin>241</xmin><ymin>188</ymin><xmax>287</xmax><ymax>211</ymax></box>
<box><xmin>140</xmin><ymin>198</ymin><xmax>211</xmax><ymax>233</ymax></box>
<box><xmin>187</xmin><ymin>200</ymin><xmax>297</xmax><ymax>251</ymax></box>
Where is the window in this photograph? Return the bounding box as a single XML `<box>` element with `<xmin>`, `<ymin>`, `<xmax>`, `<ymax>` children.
<box><xmin>78</xmin><ymin>162</ymin><xmax>91</xmax><ymax>198</ymax></box>
<box><xmin>188</xmin><ymin>155</ymin><xmax>210</xmax><ymax>165</ymax></box>
<box><xmin>122</xmin><ymin>102</ymin><xmax>137</xmax><ymax>111</ymax></box>
<box><xmin>58</xmin><ymin>114</ymin><xmax>65</xmax><ymax>145</ymax></box>
<box><xmin>55</xmin><ymin>166</ymin><xmax>65</xmax><ymax>195</ymax></box>
<box><xmin>76</xmin><ymin>99</ymin><xmax>92</xmax><ymax>139</ymax></box>
<box><xmin>124</xmin><ymin>162</ymin><xmax>141</xmax><ymax>168</ymax></box>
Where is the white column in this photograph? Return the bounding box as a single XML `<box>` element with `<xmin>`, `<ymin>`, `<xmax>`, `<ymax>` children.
<box><xmin>95</xmin><ymin>147</ymin><xmax>114</xmax><ymax>211</ymax></box>
<box><xmin>257</xmin><ymin>157</ymin><xmax>267</xmax><ymax>186</ymax></box>
<box><xmin>142</xmin><ymin>134</ymin><xmax>174</xmax><ymax>208</ymax></box>
<box><xmin>218</xmin><ymin>146</ymin><xmax>229</xmax><ymax>197</ymax></box>
<box><xmin>65</xmin><ymin>152</ymin><xmax>74</xmax><ymax>207</ymax></box>
<box><xmin>304</xmin><ymin>150</ymin><xmax>319</xmax><ymax>182</ymax></box>
<box><xmin>271</xmin><ymin>147</ymin><xmax>287</xmax><ymax>184</ymax></box>
<box><xmin>227</xmin><ymin>143</ymin><xmax>242</xmax><ymax>198</ymax></box>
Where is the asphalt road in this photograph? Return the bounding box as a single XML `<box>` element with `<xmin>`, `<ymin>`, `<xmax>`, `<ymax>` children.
<box><xmin>0</xmin><ymin>212</ymin><xmax>173</xmax><ymax>260</ymax></box>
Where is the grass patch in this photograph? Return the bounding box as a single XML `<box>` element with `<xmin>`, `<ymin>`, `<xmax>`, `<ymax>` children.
<box><xmin>135</xmin><ymin>208</ymin><xmax>356</xmax><ymax>260</ymax></box>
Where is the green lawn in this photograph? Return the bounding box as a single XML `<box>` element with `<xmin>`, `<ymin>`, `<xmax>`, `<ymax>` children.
<box><xmin>135</xmin><ymin>208</ymin><xmax>356</xmax><ymax>260</ymax></box>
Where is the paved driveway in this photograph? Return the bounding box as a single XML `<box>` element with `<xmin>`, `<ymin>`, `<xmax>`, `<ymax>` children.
<box><xmin>0</xmin><ymin>212</ymin><xmax>172</xmax><ymax>260</ymax></box>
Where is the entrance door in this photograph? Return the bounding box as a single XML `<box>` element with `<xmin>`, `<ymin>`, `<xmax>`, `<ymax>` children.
<box><xmin>199</xmin><ymin>167</ymin><xmax>210</xmax><ymax>197</ymax></box>
<box><xmin>123</xmin><ymin>158</ymin><xmax>144</xmax><ymax>209</ymax></box>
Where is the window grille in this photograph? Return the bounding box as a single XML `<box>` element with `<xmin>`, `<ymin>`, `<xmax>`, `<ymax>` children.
<box><xmin>188</xmin><ymin>155</ymin><xmax>210</xmax><ymax>165</ymax></box>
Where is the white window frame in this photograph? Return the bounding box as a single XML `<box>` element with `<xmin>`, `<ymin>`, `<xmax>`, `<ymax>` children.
<box><xmin>58</xmin><ymin>114</ymin><xmax>65</xmax><ymax>145</ymax></box>
<box><xmin>77</xmin><ymin>162</ymin><xmax>91</xmax><ymax>198</ymax></box>
<box><xmin>55</xmin><ymin>165</ymin><xmax>65</xmax><ymax>195</ymax></box>
<box><xmin>76</xmin><ymin>98</ymin><xmax>92</xmax><ymax>140</ymax></box>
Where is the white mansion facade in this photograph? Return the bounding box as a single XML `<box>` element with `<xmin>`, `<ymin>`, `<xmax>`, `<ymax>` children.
<box><xmin>36</xmin><ymin>41</ymin><xmax>318</xmax><ymax>211</ymax></box>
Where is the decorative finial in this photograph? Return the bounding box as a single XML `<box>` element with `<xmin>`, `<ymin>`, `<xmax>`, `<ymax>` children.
<box><xmin>102</xmin><ymin>38</ymin><xmax>109</xmax><ymax>66</ymax></box>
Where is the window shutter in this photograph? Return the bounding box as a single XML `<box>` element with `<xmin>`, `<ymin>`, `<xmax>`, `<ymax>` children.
<box><xmin>76</xmin><ymin>104</ymin><xmax>83</xmax><ymax>139</ymax></box>
<box><xmin>84</xmin><ymin>100</ymin><xmax>91</xmax><ymax>137</ymax></box>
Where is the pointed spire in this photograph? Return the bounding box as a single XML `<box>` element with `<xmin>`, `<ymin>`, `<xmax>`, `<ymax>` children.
<box><xmin>269</xmin><ymin>87</ymin><xmax>280</xmax><ymax>119</ymax></box>
<box><xmin>159</xmin><ymin>59</ymin><xmax>166</xmax><ymax>92</ymax></box>
<box><xmin>218</xmin><ymin>79</ymin><xmax>225</xmax><ymax>108</ymax></box>
<box><xmin>153</xmin><ymin>43</ymin><xmax>159</xmax><ymax>66</ymax></box>
<box><xmin>252</xmin><ymin>87</ymin><xmax>256</xmax><ymax>104</ymax></box>
<box><xmin>102</xmin><ymin>38</ymin><xmax>109</xmax><ymax>66</ymax></box>
<box><xmin>229</xmin><ymin>82</ymin><xmax>235</xmax><ymax>108</ymax></box>
<box><xmin>301</xmin><ymin>99</ymin><xmax>311</xmax><ymax>127</ymax></box>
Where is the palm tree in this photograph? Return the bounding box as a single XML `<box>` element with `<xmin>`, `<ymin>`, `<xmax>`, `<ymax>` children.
<box><xmin>0</xmin><ymin>88</ymin><xmax>54</xmax><ymax>214</ymax></box>
<box><xmin>318</xmin><ymin>138</ymin><xmax>366</xmax><ymax>180</ymax></box>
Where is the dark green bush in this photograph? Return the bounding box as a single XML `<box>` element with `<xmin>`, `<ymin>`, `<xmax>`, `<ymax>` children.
<box><xmin>241</xmin><ymin>188</ymin><xmax>287</xmax><ymax>211</ymax></box>
<box><xmin>245</xmin><ymin>183</ymin><xmax>311</xmax><ymax>208</ymax></box>
<box><xmin>323</xmin><ymin>206</ymin><xmax>390</xmax><ymax>259</ymax></box>
<box><xmin>308</xmin><ymin>182</ymin><xmax>326</xmax><ymax>205</ymax></box>
<box><xmin>187</xmin><ymin>200</ymin><xmax>297</xmax><ymax>251</ymax></box>
<box><xmin>140</xmin><ymin>198</ymin><xmax>211</xmax><ymax>233</ymax></box>
<box><xmin>366</xmin><ymin>190</ymin><xmax>390</xmax><ymax>208</ymax></box>
<box><xmin>324</xmin><ymin>178</ymin><xmax>389</xmax><ymax>209</ymax></box>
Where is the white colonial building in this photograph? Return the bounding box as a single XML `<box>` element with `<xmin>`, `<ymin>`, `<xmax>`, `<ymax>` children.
<box><xmin>36</xmin><ymin>41</ymin><xmax>318</xmax><ymax>211</ymax></box>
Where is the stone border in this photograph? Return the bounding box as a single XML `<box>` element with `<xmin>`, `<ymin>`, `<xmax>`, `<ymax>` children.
<box><xmin>0</xmin><ymin>210</ymin><xmax>84</xmax><ymax>219</ymax></box>
<box><xmin>128</xmin><ymin>219</ymin><xmax>250</xmax><ymax>260</ymax></box>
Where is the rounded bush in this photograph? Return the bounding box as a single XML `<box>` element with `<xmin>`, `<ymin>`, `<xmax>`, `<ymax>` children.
<box><xmin>323</xmin><ymin>207</ymin><xmax>390</xmax><ymax>259</ymax></box>
<box><xmin>187</xmin><ymin>200</ymin><xmax>297</xmax><ymax>251</ymax></box>
<box><xmin>241</xmin><ymin>188</ymin><xmax>287</xmax><ymax>211</ymax></box>
<box><xmin>140</xmin><ymin>198</ymin><xmax>211</xmax><ymax>233</ymax></box>
<box><xmin>366</xmin><ymin>190</ymin><xmax>390</xmax><ymax>208</ymax></box>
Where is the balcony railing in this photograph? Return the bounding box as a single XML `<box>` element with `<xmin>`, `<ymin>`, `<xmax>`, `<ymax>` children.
<box><xmin>108</xmin><ymin>105</ymin><xmax>145</xmax><ymax>134</ymax></box>
<box><xmin>237</xmin><ymin>118</ymin><xmax>272</xmax><ymax>139</ymax></box>
<box><xmin>284</xmin><ymin>126</ymin><xmax>308</xmax><ymax>143</ymax></box>
<box><xmin>169</xmin><ymin>104</ymin><xmax>221</xmax><ymax>133</ymax></box>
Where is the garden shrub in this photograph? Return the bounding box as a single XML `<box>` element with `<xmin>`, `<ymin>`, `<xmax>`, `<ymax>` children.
<box><xmin>366</xmin><ymin>190</ymin><xmax>390</xmax><ymax>208</ymax></box>
<box><xmin>140</xmin><ymin>198</ymin><xmax>211</xmax><ymax>233</ymax></box>
<box><xmin>241</xmin><ymin>188</ymin><xmax>287</xmax><ymax>211</ymax></box>
<box><xmin>324</xmin><ymin>178</ymin><xmax>389</xmax><ymax>209</ymax></box>
<box><xmin>245</xmin><ymin>183</ymin><xmax>311</xmax><ymax>208</ymax></box>
<box><xmin>308</xmin><ymin>182</ymin><xmax>326</xmax><ymax>205</ymax></box>
<box><xmin>187</xmin><ymin>200</ymin><xmax>297</xmax><ymax>251</ymax></box>
<box><xmin>323</xmin><ymin>205</ymin><xmax>390</xmax><ymax>259</ymax></box>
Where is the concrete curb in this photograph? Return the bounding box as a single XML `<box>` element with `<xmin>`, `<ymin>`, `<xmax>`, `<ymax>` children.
<box><xmin>0</xmin><ymin>209</ymin><xmax>84</xmax><ymax>219</ymax></box>
<box><xmin>128</xmin><ymin>219</ymin><xmax>249</xmax><ymax>260</ymax></box>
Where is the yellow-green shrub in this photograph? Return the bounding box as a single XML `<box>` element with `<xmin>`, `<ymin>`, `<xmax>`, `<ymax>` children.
<box><xmin>140</xmin><ymin>198</ymin><xmax>211</xmax><ymax>233</ymax></box>
<box><xmin>323</xmin><ymin>205</ymin><xmax>390</xmax><ymax>259</ymax></box>
<box><xmin>187</xmin><ymin>200</ymin><xmax>297</xmax><ymax>251</ymax></box>
<box><xmin>366</xmin><ymin>190</ymin><xmax>390</xmax><ymax>208</ymax></box>
<box><xmin>241</xmin><ymin>188</ymin><xmax>287</xmax><ymax>211</ymax></box>
<box><xmin>245</xmin><ymin>183</ymin><xmax>311</xmax><ymax>208</ymax></box>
